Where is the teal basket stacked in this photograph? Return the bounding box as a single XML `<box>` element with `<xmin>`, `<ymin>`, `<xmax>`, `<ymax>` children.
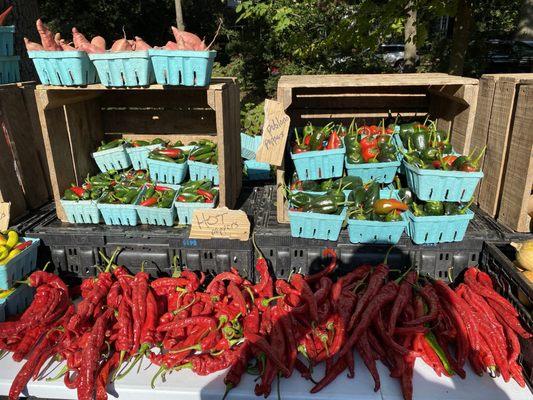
<box><xmin>28</xmin><ymin>51</ymin><xmax>98</xmax><ymax>86</ymax></box>
<box><xmin>60</xmin><ymin>199</ymin><xmax>100</xmax><ymax>224</ymax></box>
<box><xmin>288</xmin><ymin>207</ymin><xmax>347</xmax><ymax>241</ymax></box>
<box><xmin>241</xmin><ymin>133</ymin><xmax>262</xmax><ymax>160</ymax></box>
<box><xmin>0</xmin><ymin>26</ymin><xmax>14</xmax><ymax>56</ymax></box>
<box><xmin>188</xmin><ymin>160</ymin><xmax>219</xmax><ymax>185</ymax></box>
<box><xmin>146</xmin><ymin>159</ymin><xmax>189</xmax><ymax>184</ymax></box>
<box><xmin>89</xmin><ymin>51</ymin><xmax>154</xmax><ymax>87</ymax></box>
<box><xmin>0</xmin><ymin>55</ymin><xmax>19</xmax><ymax>84</ymax></box>
<box><xmin>345</xmin><ymin>158</ymin><xmax>400</xmax><ymax>183</ymax></box>
<box><xmin>244</xmin><ymin>159</ymin><xmax>271</xmax><ymax>181</ymax></box>
<box><xmin>149</xmin><ymin>49</ymin><xmax>216</xmax><ymax>86</ymax></box>
<box><xmin>0</xmin><ymin>238</ymin><xmax>40</xmax><ymax>290</ymax></box>
<box><xmin>97</xmin><ymin>188</ymin><xmax>142</xmax><ymax>226</ymax></box>
<box><xmin>291</xmin><ymin>147</ymin><xmax>346</xmax><ymax>180</ymax></box>
<box><xmin>92</xmin><ymin>145</ymin><xmax>132</xmax><ymax>173</ymax></box>
<box><xmin>403</xmin><ymin>162</ymin><xmax>483</xmax><ymax>202</ymax></box>
<box><xmin>405</xmin><ymin>209</ymin><xmax>474</xmax><ymax>244</ymax></box>
<box><xmin>137</xmin><ymin>184</ymin><xmax>179</xmax><ymax>227</ymax></box>
<box><xmin>175</xmin><ymin>196</ymin><xmax>217</xmax><ymax>225</ymax></box>
<box><xmin>126</xmin><ymin>144</ymin><xmax>163</xmax><ymax>170</ymax></box>
<box><xmin>0</xmin><ymin>285</ymin><xmax>35</xmax><ymax>322</ymax></box>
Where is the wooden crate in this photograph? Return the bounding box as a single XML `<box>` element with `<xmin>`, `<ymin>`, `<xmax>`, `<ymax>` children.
<box><xmin>472</xmin><ymin>74</ymin><xmax>533</xmax><ymax>233</ymax></box>
<box><xmin>275</xmin><ymin>73</ymin><xmax>479</xmax><ymax>223</ymax></box>
<box><xmin>34</xmin><ymin>79</ymin><xmax>241</xmax><ymax>222</ymax></box>
<box><xmin>0</xmin><ymin>81</ymin><xmax>51</xmax><ymax>222</ymax></box>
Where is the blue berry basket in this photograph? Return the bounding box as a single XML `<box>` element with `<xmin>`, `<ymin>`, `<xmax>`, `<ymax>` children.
<box><xmin>291</xmin><ymin>147</ymin><xmax>346</xmax><ymax>181</ymax></box>
<box><xmin>0</xmin><ymin>285</ymin><xmax>35</xmax><ymax>322</ymax></box>
<box><xmin>241</xmin><ymin>133</ymin><xmax>263</xmax><ymax>160</ymax></box>
<box><xmin>188</xmin><ymin>160</ymin><xmax>219</xmax><ymax>185</ymax></box>
<box><xmin>126</xmin><ymin>143</ymin><xmax>163</xmax><ymax>170</ymax></box>
<box><xmin>97</xmin><ymin>188</ymin><xmax>143</xmax><ymax>226</ymax></box>
<box><xmin>0</xmin><ymin>26</ymin><xmax>15</xmax><ymax>56</ymax></box>
<box><xmin>28</xmin><ymin>50</ymin><xmax>98</xmax><ymax>86</ymax></box>
<box><xmin>345</xmin><ymin>158</ymin><xmax>400</xmax><ymax>184</ymax></box>
<box><xmin>0</xmin><ymin>237</ymin><xmax>40</xmax><ymax>290</ymax></box>
<box><xmin>149</xmin><ymin>49</ymin><xmax>216</xmax><ymax>87</ymax></box>
<box><xmin>89</xmin><ymin>51</ymin><xmax>154</xmax><ymax>87</ymax></box>
<box><xmin>146</xmin><ymin>159</ymin><xmax>188</xmax><ymax>185</ymax></box>
<box><xmin>0</xmin><ymin>55</ymin><xmax>19</xmax><ymax>84</ymax></box>
<box><xmin>60</xmin><ymin>199</ymin><xmax>100</xmax><ymax>224</ymax></box>
<box><xmin>175</xmin><ymin>192</ymin><xmax>218</xmax><ymax>225</ymax></box>
<box><xmin>244</xmin><ymin>159</ymin><xmax>271</xmax><ymax>181</ymax></box>
<box><xmin>288</xmin><ymin>207</ymin><xmax>346</xmax><ymax>241</ymax></box>
<box><xmin>136</xmin><ymin>185</ymin><xmax>179</xmax><ymax>227</ymax></box>
<box><xmin>347</xmin><ymin>215</ymin><xmax>407</xmax><ymax>244</ymax></box>
<box><xmin>403</xmin><ymin>162</ymin><xmax>483</xmax><ymax>202</ymax></box>
<box><xmin>405</xmin><ymin>209</ymin><xmax>474</xmax><ymax>244</ymax></box>
<box><xmin>92</xmin><ymin>144</ymin><xmax>132</xmax><ymax>173</ymax></box>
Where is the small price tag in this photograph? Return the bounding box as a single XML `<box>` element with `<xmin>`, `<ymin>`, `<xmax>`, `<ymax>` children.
<box><xmin>0</xmin><ymin>202</ymin><xmax>10</xmax><ymax>231</ymax></box>
<box><xmin>189</xmin><ymin>207</ymin><xmax>250</xmax><ymax>241</ymax></box>
<box><xmin>255</xmin><ymin>99</ymin><xmax>291</xmax><ymax>166</ymax></box>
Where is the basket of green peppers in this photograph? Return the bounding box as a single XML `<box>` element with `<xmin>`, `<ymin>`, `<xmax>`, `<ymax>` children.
<box><xmin>97</xmin><ymin>184</ymin><xmax>143</xmax><ymax>226</ymax></box>
<box><xmin>290</xmin><ymin>175</ymin><xmax>363</xmax><ymax>198</ymax></box>
<box><xmin>136</xmin><ymin>183</ymin><xmax>178</xmax><ymax>227</ymax></box>
<box><xmin>126</xmin><ymin>138</ymin><xmax>166</xmax><ymax>170</ymax></box>
<box><xmin>187</xmin><ymin>140</ymin><xmax>219</xmax><ymax>185</ymax></box>
<box><xmin>92</xmin><ymin>139</ymin><xmax>132</xmax><ymax>173</ymax></box>
<box><xmin>290</xmin><ymin>122</ymin><xmax>346</xmax><ymax>181</ymax></box>
<box><xmin>146</xmin><ymin>141</ymin><xmax>194</xmax><ymax>185</ymax></box>
<box><xmin>285</xmin><ymin>184</ymin><xmax>347</xmax><ymax>241</ymax></box>
<box><xmin>344</xmin><ymin>119</ymin><xmax>400</xmax><ymax>184</ymax></box>
<box><xmin>175</xmin><ymin>179</ymin><xmax>219</xmax><ymax>225</ymax></box>
<box><xmin>346</xmin><ymin>180</ymin><xmax>409</xmax><ymax>244</ymax></box>
<box><xmin>405</xmin><ymin>196</ymin><xmax>474</xmax><ymax>244</ymax></box>
<box><xmin>60</xmin><ymin>179</ymin><xmax>108</xmax><ymax>224</ymax></box>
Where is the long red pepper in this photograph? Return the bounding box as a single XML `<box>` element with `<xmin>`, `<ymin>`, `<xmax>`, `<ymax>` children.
<box><xmin>305</xmin><ymin>248</ymin><xmax>337</xmax><ymax>284</ymax></box>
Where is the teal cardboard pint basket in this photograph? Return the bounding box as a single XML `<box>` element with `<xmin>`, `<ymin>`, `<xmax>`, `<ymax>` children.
<box><xmin>405</xmin><ymin>209</ymin><xmax>474</xmax><ymax>244</ymax></box>
<box><xmin>241</xmin><ymin>133</ymin><xmax>262</xmax><ymax>160</ymax></box>
<box><xmin>291</xmin><ymin>147</ymin><xmax>345</xmax><ymax>181</ymax></box>
<box><xmin>176</xmin><ymin>198</ymin><xmax>217</xmax><ymax>225</ymax></box>
<box><xmin>188</xmin><ymin>160</ymin><xmax>219</xmax><ymax>185</ymax></box>
<box><xmin>92</xmin><ymin>145</ymin><xmax>132</xmax><ymax>173</ymax></box>
<box><xmin>0</xmin><ymin>56</ymin><xmax>19</xmax><ymax>84</ymax></box>
<box><xmin>126</xmin><ymin>144</ymin><xmax>163</xmax><ymax>170</ymax></box>
<box><xmin>89</xmin><ymin>51</ymin><xmax>154</xmax><ymax>87</ymax></box>
<box><xmin>149</xmin><ymin>49</ymin><xmax>216</xmax><ymax>86</ymax></box>
<box><xmin>345</xmin><ymin>158</ymin><xmax>400</xmax><ymax>184</ymax></box>
<box><xmin>28</xmin><ymin>51</ymin><xmax>97</xmax><ymax>86</ymax></box>
<box><xmin>0</xmin><ymin>26</ymin><xmax>15</xmax><ymax>56</ymax></box>
<box><xmin>137</xmin><ymin>185</ymin><xmax>179</xmax><ymax>227</ymax></box>
<box><xmin>146</xmin><ymin>158</ymin><xmax>189</xmax><ymax>185</ymax></box>
<box><xmin>60</xmin><ymin>199</ymin><xmax>100</xmax><ymax>224</ymax></box>
<box><xmin>288</xmin><ymin>208</ymin><xmax>346</xmax><ymax>241</ymax></box>
<box><xmin>0</xmin><ymin>237</ymin><xmax>40</xmax><ymax>290</ymax></box>
<box><xmin>0</xmin><ymin>285</ymin><xmax>35</xmax><ymax>322</ymax></box>
<box><xmin>347</xmin><ymin>216</ymin><xmax>407</xmax><ymax>244</ymax></box>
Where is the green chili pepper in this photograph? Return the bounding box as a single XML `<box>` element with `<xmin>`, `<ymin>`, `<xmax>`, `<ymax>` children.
<box><xmin>425</xmin><ymin>332</ymin><xmax>455</xmax><ymax>376</ymax></box>
<box><xmin>348</xmin><ymin>186</ymin><xmax>367</xmax><ymax>208</ymax></box>
<box><xmin>364</xmin><ymin>182</ymin><xmax>380</xmax><ymax>211</ymax></box>
<box><xmin>151</xmin><ymin>138</ymin><xmax>167</xmax><ymax>145</ymax></box>
<box><xmin>149</xmin><ymin>153</ymin><xmax>176</xmax><ymax>163</ymax></box>
<box><xmin>289</xmin><ymin>192</ymin><xmax>313</xmax><ymax>208</ymax></box>
<box><xmin>319</xmin><ymin>179</ymin><xmax>334</xmax><ymax>191</ymax></box>
<box><xmin>410</xmin><ymin>131</ymin><xmax>428</xmax><ymax>151</ymax></box>
<box><xmin>411</xmin><ymin>202</ymin><xmax>425</xmax><ymax>217</ymax></box>
<box><xmin>63</xmin><ymin>189</ymin><xmax>79</xmax><ymax>201</ymax></box>
<box><xmin>424</xmin><ymin>201</ymin><xmax>444</xmax><ymax>216</ymax></box>
<box><xmin>420</xmin><ymin>148</ymin><xmax>440</xmax><ymax>162</ymax></box>
<box><xmin>333</xmin><ymin>176</ymin><xmax>363</xmax><ymax>191</ymax></box>
<box><xmin>97</xmin><ymin>139</ymin><xmax>124</xmax><ymax>152</ymax></box>
<box><xmin>346</xmin><ymin>151</ymin><xmax>364</xmax><ymax>165</ymax></box>
<box><xmin>385</xmin><ymin>211</ymin><xmax>402</xmax><ymax>222</ymax></box>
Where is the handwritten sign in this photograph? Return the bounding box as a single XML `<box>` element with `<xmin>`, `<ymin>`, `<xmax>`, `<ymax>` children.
<box><xmin>0</xmin><ymin>202</ymin><xmax>10</xmax><ymax>231</ymax></box>
<box><xmin>255</xmin><ymin>99</ymin><xmax>290</xmax><ymax>166</ymax></box>
<box><xmin>189</xmin><ymin>207</ymin><xmax>250</xmax><ymax>241</ymax></box>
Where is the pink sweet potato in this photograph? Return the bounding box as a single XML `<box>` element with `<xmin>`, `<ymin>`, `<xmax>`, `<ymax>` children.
<box><xmin>54</xmin><ymin>32</ymin><xmax>61</xmax><ymax>46</ymax></box>
<box><xmin>77</xmin><ymin>42</ymin><xmax>104</xmax><ymax>54</ymax></box>
<box><xmin>134</xmin><ymin>36</ymin><xmax>152</xmax><ymax>51</ymax></box>
<box><xmin>111</xmin><ymin>37</ymin><xmax>132</xmax><ymax>52</ymax></box>
<box><xmin>24</xmin><ymin>37</ymin><xmax>44</xmax><ymax>51</ymax></box>
<box><xmin>72</xmin><ymin>27</ymin><xmax>90</xmax><ymax>49</ymax></box>
<box><xmin>0</xmin><ymin>5</ymin><xmax>13</xmax><ymax>26</ymax></box>
<box><xmin>171</xmin><ymin>26</ymin><xmax>203</xmax><ymax>50</ymax></box>
<box><xmin>163</xmin><ymin>41</ymin><xmax>179</xmax><ymax>50</ymax></box>
<box><xmin>91</xmin><ymin>36</ymin><xmax>106</xmax><ymax>51</ymax></box>
<box><xmin>36</xmin><ymin>19</ymin><xmax>61</xmax><ymax>51</ymax></box>
<box><xmin>59</xmin><ymin>39</ymin><xmax>76</xmax><ymax>51</ymax></box>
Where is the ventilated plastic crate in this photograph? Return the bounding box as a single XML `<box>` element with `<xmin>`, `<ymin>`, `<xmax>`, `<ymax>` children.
<box><xmin>60</xmin><ymin>199</ymin><xmax>100</xmax><ymax>224</ymax></box>
<box><xmin>0</xmin><ymin>237</ymin><xmax>40</xmax><ymax>290</ymax></box>
<box><xmin>137</xmin><ymin>185</ymin><xmax>179</xmax><ymax>227</ymax></box>
<box><xmin>28</xmin><ymin>51</ymin><xmax>98</xmax><ymax>86</ymax></box>
<box><xmin>0</xmin><ymin>55</ymin><xmax>19</xmax><ymax>84</ymax></box>
<box><xmin>188</xmin><ymin>160</ymin><xmax>219</xmax><ymax>185</ymax></box>
<box><xmin>241</xmin><ymin>133</ymin><xmax>262</xmax><ymax>160</ymax></box>
<box><xmin>89</xmin><ymin>51</ymin><xmax>154</xmax><ymax>87</ymax></box>
<box><xmin>146</xmin><ymin>158</ymin><xmax>189</xmax><ymax>184</ymax></box>
<box><xmin>0</xmin><ymin>26</ymin><xmax>15</xmax><ymax>56</ymax></box>
<box><xmin>149</xmin><ymin>49</ymin><xmax>216</xmax><ymax>87</ymax></box>
<box><xmin>92</xmin><ymin>145</ymin><xmax>131</xmax><ymax>172</ymax></box>
<box><xmin>291</xmin><ymin>147</ymin><xmax>345</xmax><ymax>181</ymax></box>
<box><xmin>405</xmin><ymin>209</ymin><xmax>474</xmax><ymax>244</ymax></box>
<box><xmin>0</xmin><ymin>285</ymin><xmax>35</xmax><ymax>322</ymax></box>
<box><xmin>403</xmin><ymin>161</ymin><xmax>483</xmax><ymax>202</ymax></box>
<box><xmin>345</xmin><ymin>158</ymin><xmax>400</xmax><ymax>183</ymax></box>
<box><xmin>244</xmin><ymin>159</ymin><xmax>271</xmax><ymax>181</ymax></box>
<box><xmin>126</xmin><ymin>143</ymin><xmax>163</xmax><ymax>170</ymax></box>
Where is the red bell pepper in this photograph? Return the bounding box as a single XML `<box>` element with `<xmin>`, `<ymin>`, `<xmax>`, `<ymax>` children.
<box><xmin>326</xmin><ymin>132</ymin><xmax>342</xmax><ymax>149</ymax></box>
<box><xmin>70</xmin><ymin>186</ymin><xmax>85</xmax><ymax>198</ymax></box>
<box><xmin>362</xmin><ymin>146</ymin><xmax>379</xmax><ymax>162</ymax></box>
<box><xmin>360</xmin><ymin>135</ymin><xmax>378</xmax><ymax>150</ymax></box>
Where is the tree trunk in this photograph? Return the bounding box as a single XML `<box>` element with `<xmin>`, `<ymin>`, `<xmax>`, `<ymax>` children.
<box><xmin>0</xmin><ymin>0</ymin><xmax>40</xmax><ymax>81</ymax></box>
<box><xmin>404</xmin><ymin>1</ymin><xmax>417</xmax><ymax>73</ymax></box>
<box><xmin>175</xmin><ymin>0</ymin><xmax>185</xmax><ymax>31</ymax></box>
<box><xmin>516</xmin><ymin>0</ymin><xmax>533</xmax><ymax>39</ymax></box>
<box><xmin>448</xmin><ymin>0</ymin><xmax>473</xmax><ymax>75</ymax></box>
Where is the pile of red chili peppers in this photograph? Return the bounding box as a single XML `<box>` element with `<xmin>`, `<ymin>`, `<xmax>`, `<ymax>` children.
<box><xmin>0</xmin><ymin>247</ymin><xmax>530</xmax><ymax>400</ymax></box>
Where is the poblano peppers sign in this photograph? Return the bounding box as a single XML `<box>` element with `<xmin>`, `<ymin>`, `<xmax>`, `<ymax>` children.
<box><xmin>255</xmin><ymin>99</ymin><xmax>290</xmax><ymax>166</ymax></box>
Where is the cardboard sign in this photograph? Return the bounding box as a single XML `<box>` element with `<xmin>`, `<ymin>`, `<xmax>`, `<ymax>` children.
<box><xmin>255</xmin><ymin>99</ymin><xmax>290</xmax><ymax>166</ymax></box>
<box><xmin>189</xmin><ymin>207</ymin><xmax>250</xmax><ymax>241</ymax></box>
<box><xmin>0</xmin><ymin>202</ymin><xmax>10</xmax><ymax>231</ymax></box>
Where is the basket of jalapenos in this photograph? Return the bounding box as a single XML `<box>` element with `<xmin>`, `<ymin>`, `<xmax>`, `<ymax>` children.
<box><xmin>60</xmin><ymin>171</ymin><xmax>116</xmax><ymax>224</ymax></box>
<box><xmin>187</xmin><ymin>140</ymin><xmax>219</xmax><ymax>184</ymax></box>
<box><xmin>344</xmin><ymin>120</ymin><xmax>400</xmax><ymax>183</ymax></box>
<box><xmin>97</xmin><ymin>183</ymin><xmax>144</xmax><ymax>226</ymax></box>
<box><xmin>346</xmin><ymin>180</ymin><xmax>409</xmax><ymax>244</ymax></box>
<box><xmin>394</xmin><ymin>119</ymin><xmax>454</xmax><ymax>154</ymax></box>
<box><xmin>92</xmin><ymin>139</ymin><xmax>132</xmax><ymax>173</ymax></box>
<box><xmin>136</xmin><ymin>183</ymin><xmax>179</xmax><ymax>227</ymax></box>
<box><xmin>290</xmin><ymin>174</ymin><xmax>363</xmax><ymax>198</ymax></box>
<box><xmin>146</xmin><ymin>141</ymin><xmax>194</xmax><ymax>184</ymax></box>
<box><xmin>290</xmin><ymin>122</ymin><xmax>346</xmax><ymax>180</ymax></box>
<box><xmin>404</xmin><ymin>195</ymin><xmax>474</xmax><ymax>244</ymax></box>
<box><xmin>285</xmin><ymin>184</ymin><xmax>347</xmax><ymax>241</ymax></box>
<box><xmin>175</xmin><ymin>179</ymin><xmax>219</xmax><ymax>225</ymax></box>
<box><xmin>126</xmin><ymin>138</ymin><xmax>166</xmax><ymax>170</ymax></box>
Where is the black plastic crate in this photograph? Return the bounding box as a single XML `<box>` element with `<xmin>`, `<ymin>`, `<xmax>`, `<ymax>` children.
<box><xmin>480</xmin><ymin>241</ymin><xmax>533</xmax><ymax>391</ymax></box>
<box><xmin>9</xmin><ymin>201</ymin><xmax>56</xmax><ymax>235</ymax></box>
